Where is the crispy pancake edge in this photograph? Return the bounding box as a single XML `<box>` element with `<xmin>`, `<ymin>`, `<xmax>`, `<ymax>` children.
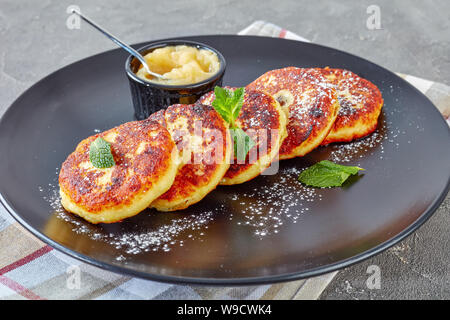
<box><xmin>318</xmin><ymin>67</ymin><xmax>384</xmax><ymax>145</ymax></box>
<box><xmin>150</xmin><ymin>104</ymin><xmax>232</xmax><ymax>211</ymax></box>
<box><xmin>247</xmin><ymin>67</ymin><xmax>340</xmax><ymax>160</ymax></box>
<box><xmin>59</xmin><ymin>120</ymin><xmax>180</xmax><ymax>223</ymax></box>
<box><xmin>198</xmin><ymin>88</ymin><xmax>288</xmax><ymax>185</ymax></box>
<box><xmin>221</xmin><ymin>90</ymin><xmax>287</xmax><ymax>185</ymax></box>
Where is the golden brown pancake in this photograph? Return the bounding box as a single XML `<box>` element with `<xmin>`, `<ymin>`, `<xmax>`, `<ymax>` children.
<box><xmin>59</xmin><ymin>120</ymin><xmax>180</xmax><ymax>224</ymax></box>
<box><xmin>149</xmin><ymin>104</ymin><xmax>232</xmax><ymax>211</ymax></box>
<box><xmin>198</xmin><ymin>87</ymin><xmax>287</xmax><ymax>185</ymax></box>
<box><xmin>247</xmin><ymin>67</ymin><xmax>340</xmax><ymax>160</ymax></box>
<box><xmin>315</xmin><ymin>67</ymin><xmax>384</xmax><ymax>145</ymax></box>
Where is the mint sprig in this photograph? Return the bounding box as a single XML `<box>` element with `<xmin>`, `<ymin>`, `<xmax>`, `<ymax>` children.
<box><xmin>212</xmin><ymin>87</ymin><xmax>245</xmax><ymax>127</ymax></box>
<box><xmin>230</xmin><ymin>127</ymin><xmax>256</xmax><ymax>162</ymax></box>
<box><xmin>298</xmin><ymin>160</ymin><xmax>364</xmax><ymax>187</ymax></box>
<box><xmin>89</xmin><ymin>137</ymin><xmax>115</xmax><ymax>169</ymax></box>
<box><xmin>211</xmin><ymin>87</ymin><xmax>254</xmax><ymax>161</ymax></box>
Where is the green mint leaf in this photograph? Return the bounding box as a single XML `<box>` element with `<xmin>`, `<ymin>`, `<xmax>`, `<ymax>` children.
<box><xmin>89</xmin><ymin>137</ymin><xmax>115</xmax><ymax>169</ymax></box>
<box><xmin>211</xmin><ymin>86</ymin><xmax>245</xmax><ymax>128</ymax></box>
<box><xmin>211</xmin><ymin>86</ymin><xmax>233</xmax><ymax>124</ymax></box>
<box><xmin>211</xmin><ymin>86</ymin><xmax>254</xmax><ymax>161</ymax></box>
<box><xmin>230</xmin><ymin>87</ymin><xmax>245</xmax><ymax>121</ymax></box>
<box><xmin>298</xmin><ymin>160</ymin><xmax>364</xmax><ymax>188</ymax></box>
<box><xmin>316</xmin><ymin>160</ymin><xmax>364</xmax><ymax>175</ymax></box>
<box><xmin>230</xmin><ymin>127</ymin><xmax>256</xmax><ymax>162</ymax></box>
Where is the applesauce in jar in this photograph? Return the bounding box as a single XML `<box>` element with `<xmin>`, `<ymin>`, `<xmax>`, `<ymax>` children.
<box><xmin>135</xmin><ymin>45</ymin><xmax>221</xmax><ymax>86</ymax></box>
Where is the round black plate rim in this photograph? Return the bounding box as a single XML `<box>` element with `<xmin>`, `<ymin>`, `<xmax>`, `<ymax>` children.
<box><xmin>1</xmin><ymin>178</ymin><xmax>448</xmax><ymax>286</ymax></box>
<box><xmin>1</xmin><ymin>35</ymin><xmax>449</xmax><ymax>286</ymax></box>
<box><xmin>1</xmin><ymin>34</ymin><xmax>447</xmax><ymax>132</ymax></box>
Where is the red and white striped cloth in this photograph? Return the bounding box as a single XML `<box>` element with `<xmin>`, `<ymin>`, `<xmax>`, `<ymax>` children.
<box><xmin>0</xmin><ymin>21</ymin><xmax>448</xmax><ymax>300</ymax></box>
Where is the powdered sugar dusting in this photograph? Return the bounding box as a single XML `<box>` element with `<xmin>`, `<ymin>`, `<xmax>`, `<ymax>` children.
<box><xmin>327</xmin><ymin>103</ymin><xmax>415</xmax><ymax>163</ymax></box>
<box><xmin>44</xmin><ymin>186</ymin><xmax>219</xmax><ymax>257</ymax></box>
<box><xmin>41</xmin><ymin>163</ymin><xmax>321</xmax><ymax>259</ymax></box>
<box><xmin>41</xmin><ymin>162</ymin><xmax>220</xmax><ymax>257</ymax></box>
<box><xmin>39</xmin><ymin>101</ymin><xmax>415</xmax><ymax>260</ymax></box>
<box><xmin>55</xmin><ymin>206</ymin><xmax>216</xmax><ymax>255</ymax></box>
<box><xmin>227</xmin><ymin>166</ymin><xmax>321</xmax><ymax>237</ymax></box>
<box><xmin>328</xmin><ymin>130</ymin><xmax>384</xmax><ymax>163</ymax></box>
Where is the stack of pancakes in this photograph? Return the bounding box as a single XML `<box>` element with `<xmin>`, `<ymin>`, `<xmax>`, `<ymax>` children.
<box><xmin>59</xmin><ymin>67</ymin><xmax>383</xmax><ymax>224</ymax></box>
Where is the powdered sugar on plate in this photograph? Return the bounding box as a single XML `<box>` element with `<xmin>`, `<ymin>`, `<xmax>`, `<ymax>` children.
<box><xmin>40</xmin><ymin>107</ymin><xmax>416</xmax><ymax>259</ymax></box>
<box><xmin>227</xmin><ymin>166</ymin><xmax>321</xmax><ymax>237</ymax></box>
<box><xmin>41</xmin><ymin>165</ymin><xmax>321</xmax><ymax>258</ymax></box>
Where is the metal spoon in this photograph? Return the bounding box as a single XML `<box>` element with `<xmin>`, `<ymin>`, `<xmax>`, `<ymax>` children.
<box><xmin>71</xmin><ymin>9</ymin><xmax>166</xmax><ymax>80</ymax></box>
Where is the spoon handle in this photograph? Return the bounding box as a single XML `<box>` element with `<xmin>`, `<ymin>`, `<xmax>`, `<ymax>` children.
<box><xmin>71</xmin><ymin>9</ymin><xmax>164</xmax><ymax>79</ymax></box>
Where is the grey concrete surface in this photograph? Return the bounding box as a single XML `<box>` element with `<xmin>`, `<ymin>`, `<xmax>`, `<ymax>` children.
<box><xmin>320</xmin><ymin>195</ymin><xmax>450</xmax><ymax>300</ymax></box>
<box><xmin>0</xmin><ymin>0</ymin><xmax>449</xmax><ymax>299</ymax></box>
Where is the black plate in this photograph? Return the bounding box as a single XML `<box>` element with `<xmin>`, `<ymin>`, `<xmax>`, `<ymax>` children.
<box><xmin>0</xmin><ymin>35</ymin><xmax>449</xmax><ymax>285</ymax></box>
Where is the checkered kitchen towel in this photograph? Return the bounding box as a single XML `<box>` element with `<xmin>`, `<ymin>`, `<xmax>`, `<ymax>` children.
<box><xmin>1</xmin><ymin>21</ymin><xmax>449</xmax><ymax>300</ymax></box>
